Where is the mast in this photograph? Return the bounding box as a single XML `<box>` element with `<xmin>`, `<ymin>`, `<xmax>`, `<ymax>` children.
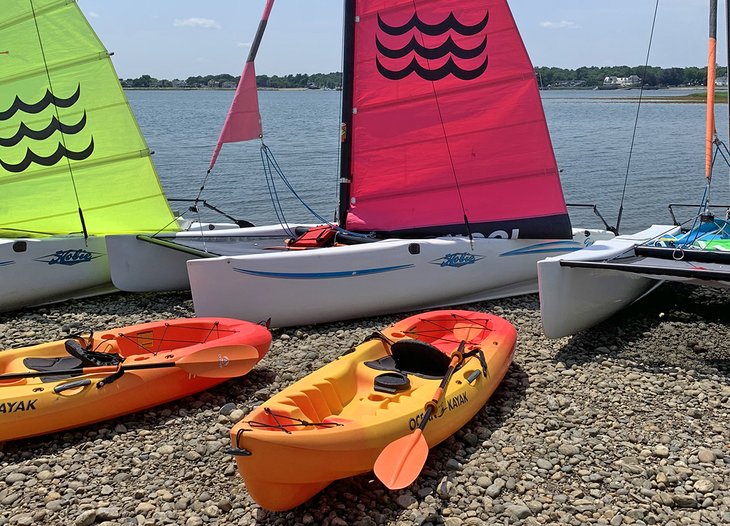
<box><xmin>706</xmin><ymin>0</ymin><xmax>718</xmax><ymax>183</ymax></box>
<box><xmin>338</xmin><ymin>0</ymin><xmax>356</xmax><ymax>227</ymax></box>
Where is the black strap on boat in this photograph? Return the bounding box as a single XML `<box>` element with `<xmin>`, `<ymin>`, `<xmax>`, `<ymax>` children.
<box><xmin>226</xmin><ymin>428</ymin><xmax>252</xmax><ymax>457</ymax></box>
<box><xmin>67</xmin><ymin>329</ymin><xmax>94</xmax><ymax>350</ymax></box>
<box><xmin>361</xmin><ymin>331</ymin><xmax>395</xmax><ymax>347</ymax></box>
<box><xmin>341</xmin><ymin>331</ymin><xmax>393</xmax><ymax>357</ymax></box>
<box><xmin>247</xmin><ymin>408</ymin><xmax>343</xmax><ymax>435</ymax></box>
<box><xmin>97</xmin><ymin>368</ymin><xmax>125</xmax><ymax>389</ymax></box>
<box><xmin>64</xmin><ymin>339</ymin><xmax>122</xmax><ymax>367</ymax></box>
<box><xmin>462</xmin><ymin>347</ymin><xmax>489</xmax><ymax>378</ymax></box>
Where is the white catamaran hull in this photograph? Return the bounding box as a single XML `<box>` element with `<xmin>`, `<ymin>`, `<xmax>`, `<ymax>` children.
<box><xmin>105</xmin><ymin>224</ymin><xmax>314</xmax><ymax>292</ymax></box>
<box><xmin>538</xmin><ymin>225</ymin><xmax>679</xmax><ymax>338</ymax></box>
<box><xmin>187</xmin><ymin>229</ymin><xmax>612</xmax><ymax>327</ymax></box>
<box><xmin>0</xmin><ymin>236</ymin><xmax>114</xmax><ymax>312</ymax></box>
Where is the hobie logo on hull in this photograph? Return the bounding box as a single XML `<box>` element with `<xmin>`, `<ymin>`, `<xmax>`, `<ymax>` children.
<box><xmin>35</xmin><ymin>249</ymin><xmax>101</xmax><ymax>266</ymax></box>
<box><xmin>431</xmin><ymin>252</ymin><xmax>484</xmax><ymax>268</ymax></box>
<box><xmin>376</xmin><ymin>11</ymin><xmax>489</xmax><ymax>81</ymax></box>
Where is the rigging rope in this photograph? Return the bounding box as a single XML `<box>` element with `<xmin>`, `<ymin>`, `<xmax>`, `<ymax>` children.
<box><xmin>676</xmin><ymin>144</ymin><xmax>730</xmax><ymax>247</ymax></box>
<box><xmin>260</xmin><ymin>144</ymin><xmax>376</xmax><ymax>240</ymax></box>
<box><xmin>247</xmin><ymin>408</ymin><xmax>343</xmax><ymax>434</ymax></box>
<box><xmin>615</xmin><ymin>0</ymin><xmax>661</xmax><ymax>235</ymax></box>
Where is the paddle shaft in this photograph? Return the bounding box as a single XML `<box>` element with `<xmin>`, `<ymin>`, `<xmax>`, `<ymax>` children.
<box><xmin>0</xmin><ymin>361</ymin><xmax>178</xmax><ymax>381</ymax></box>
<box><xmin>418</xmin><ymin>344</ymin><xmax>464</xmax><ymax>431</ymax></box>
<box><xmin>373</xmin><ymin>341</ymin><xmax>467</xmax><ymax>490</ymax></box>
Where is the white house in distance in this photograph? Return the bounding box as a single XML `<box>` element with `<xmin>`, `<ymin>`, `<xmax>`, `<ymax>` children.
<box><xmin>603</xmin><ymin>75</ymin><xmax>642</xmax><ymax>88</ymax></box>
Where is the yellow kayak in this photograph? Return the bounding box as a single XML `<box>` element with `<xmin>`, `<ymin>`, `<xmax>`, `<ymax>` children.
<box><xmin>229</xmin><ymin>309</ymin><xmax>516</xmax><ymax>511</ymax></box>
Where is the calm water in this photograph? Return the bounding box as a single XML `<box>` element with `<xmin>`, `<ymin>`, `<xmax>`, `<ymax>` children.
<box><xmin>126</xmin><ymin>89</ymin><xmax>730</xmax><ymax>234</ymax></box>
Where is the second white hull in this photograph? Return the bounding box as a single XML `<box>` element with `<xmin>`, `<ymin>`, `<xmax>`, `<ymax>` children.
<box><xmin>0</xmin><ymin>236</ymin><xmax>114</xmax><ymax>312</ymax></box>
<box><xmin>537</xmin><ymin>225</ymin><xmax>679</xmax><ymax>338</ymax></box>
<box><xmin>188</xmin><ymin>229</ymin><xmax>612</xmax><ymax>327</ymax></box>
<box><xmin>106</xmin><ymin>224</ymin><xmax>313</xmax><ymax>292</ymax></box>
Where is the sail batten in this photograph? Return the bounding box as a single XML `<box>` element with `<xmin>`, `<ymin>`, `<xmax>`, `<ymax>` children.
<box><xmin>0</xmin><ymin>51</ymin><xmax>111</xmax><ymax>87</ymax></box>
<box><xmin>0</xmin><ymin>0</ymin><xmax>177</xmax><ymax>237</ymax></box>
<box><xmin>343</xmin><ymin>0</ymin><xmax>571</xmax><ymax>239</ymax></box>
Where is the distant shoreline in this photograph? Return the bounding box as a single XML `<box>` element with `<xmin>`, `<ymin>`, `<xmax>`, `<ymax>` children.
<box><xmin>598</xmin><ymin>90</ymin><xmax>728</xmax><ymax>104</ymax></box>
<box><xmin>122</xmin><ymin>87</ymin><xmax>325</xmax><ymax>92</ymax></box>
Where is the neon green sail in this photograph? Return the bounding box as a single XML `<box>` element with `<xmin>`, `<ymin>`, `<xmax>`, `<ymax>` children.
<box><xmin>0</xmin><ymin>0</ymin><xmax>177</xmax><ymax>237</ymax></box>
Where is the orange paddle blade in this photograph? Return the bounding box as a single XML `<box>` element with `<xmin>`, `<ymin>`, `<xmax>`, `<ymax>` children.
<box><xmin>374</xmin><ymin>428</ymin><xmax>429</xmax><ymax>490</ymax></box>
<box><xmin>176</xmin><ymin>344</ymin><xmax>262</xmax><ymax>378</ymax></box>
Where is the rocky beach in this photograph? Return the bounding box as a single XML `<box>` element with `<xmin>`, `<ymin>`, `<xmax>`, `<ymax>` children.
<box><xmin>0</xmin><ymin>283</ymin><xmax>728</xmax><ymax>526</ymax></box>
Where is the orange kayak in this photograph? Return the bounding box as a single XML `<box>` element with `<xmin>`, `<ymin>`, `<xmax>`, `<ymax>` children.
<box><xmin>229</xmin><ymin>310</ymin><xmax>516</xmax><ymax>511</ymax></box>
<box><xmin>0</xmin><ymin>317</ymin><xmax>271</xmax><ymax>442</ymax></box>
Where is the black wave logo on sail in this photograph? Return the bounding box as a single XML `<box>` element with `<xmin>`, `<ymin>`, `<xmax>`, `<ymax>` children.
<box><xmin>0</xmin><ymin>139</ymin><xmax>94</xmax><ymax>173</ymax></box>
<box><xmin>0</xmin><ymin>85</ymin><xmax>81</xmax><ymax>121</ymax></box>
<box><xmin>377</xmin><ymin>55</ymin><xmax>488</xmax><ymax>81</ymax></box>
<box><xmin>377</xmin><ymin>12</ymin><xmax>488</xmax><ymax>37</ymax></box>
<box><xmin>376</xmin><ymin>11</ymin><xmax>489</xmax><ymax>81</ymax></box>
<box><xmin>377</xmin><ymin>35</ymin><xmax>487</xmax><ymax>60</ymax></box>
<box><xmin>0</xmin><ymin>112</ymin><xmax>87</xmax><ymax>148</ymax></box>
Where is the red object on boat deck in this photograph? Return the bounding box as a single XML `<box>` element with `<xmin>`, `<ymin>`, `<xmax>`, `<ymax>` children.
<box><xmin>287</xmin><ymin>225</ymin><xmax>338</xmax><ymax>248</ymax></box>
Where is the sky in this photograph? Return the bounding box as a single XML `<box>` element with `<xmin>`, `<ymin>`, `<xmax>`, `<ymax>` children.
<box><xmin>77</xmin><ymin>0</ymin><xmax>726</xmax><ymax>79</ymax></box>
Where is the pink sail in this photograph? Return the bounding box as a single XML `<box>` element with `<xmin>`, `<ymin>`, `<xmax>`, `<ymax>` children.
<box><xmin>343</xmin><ymin>0</ymin><xmax>571</xmax><ymax>238</ymax></box>
<box><xmin>209</xmin><ymin>0</ymin><xmax>274</xmax><ymax>171</ymax></box>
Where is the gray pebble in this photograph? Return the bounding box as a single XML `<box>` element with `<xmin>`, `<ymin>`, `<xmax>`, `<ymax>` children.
<box><xmin>220</xmin><ymin>403</ymin><xmax>237</xmax><ymax>416</ymax></box>
<box><xmin>698</xmin><ymin>448</ymin><xmax>716</xmax><ymax>463</ymax></box>
<box><xmin>507</xmin><ymin>504</ymin><xmax>533</xmax><ymax>519</ymax></box>
<box><xmin>75</xmin><ymin>510</ymin><xmax>96</xmax><ymax>526</ymax></box>
<box><xmin>396</xmin><ymin>494</ymin><xmax>417</xmax><ymax>509</ymax></box>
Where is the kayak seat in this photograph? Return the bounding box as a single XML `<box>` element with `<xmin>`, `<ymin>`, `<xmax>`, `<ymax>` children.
<box><xmin>364</xmin><ymin>339</ymin><xmax>451</xmax><ymax>379</ymax></box>
<box><xmin>64</xmin><ymin>339</ymin><xmax>122</xmax><ymax>367</ymax></box>
<box><xmin>23</xmin><ymin>356</ymin><xmax>84</xmax><ymax>383</ymax></box>
<box><xmin>391</xmin><ymin>340</ymin><xmax>451</xmax><ymax>377</ymax></box>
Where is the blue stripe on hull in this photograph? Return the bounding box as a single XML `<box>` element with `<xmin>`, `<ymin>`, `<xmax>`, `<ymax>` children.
<box><xmin>499</xmin><ymin>241</ymin><xmax>581</xmax><ymax>257</ymax></box>
<box><xmin>232</xmin><ymin>264</ymin><xmax>414</xmax><ymax>280</ymax></box>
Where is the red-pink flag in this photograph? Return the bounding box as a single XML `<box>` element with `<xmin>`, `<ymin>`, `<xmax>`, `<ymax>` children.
<box><xmin>209</xmin><ymin>0</ymin><xmax>274</xmax><ymax>171</ymax></box>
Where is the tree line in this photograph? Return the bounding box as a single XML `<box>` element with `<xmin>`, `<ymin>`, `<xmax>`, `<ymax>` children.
<box><xmin>120</xmin><ymin>72</ymin><xmax>342</xmax><ymax>89</ymax></box>
<box><xmin>537</xmin><ymin>65</ymin><xmax>728</xmax><ymax>88</ymax></box>
<box><xmin>120</xmin><ymin>66</ymin><xmax>729</xmax><ymax>90</ymax></box>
